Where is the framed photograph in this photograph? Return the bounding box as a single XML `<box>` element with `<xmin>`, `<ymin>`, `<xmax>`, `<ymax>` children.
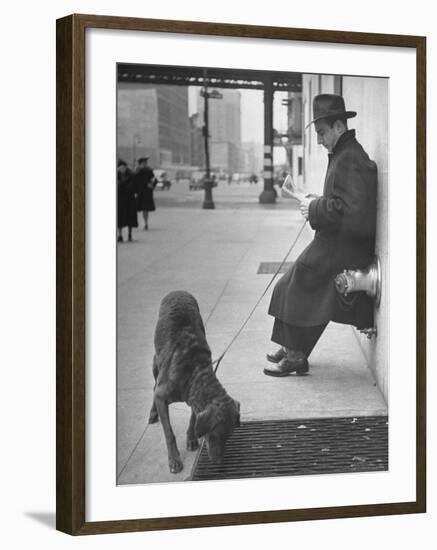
<box><xmin>56</xmin><ymin>14</ymin><xmax>426</xmax><ymax>535</ymax></box>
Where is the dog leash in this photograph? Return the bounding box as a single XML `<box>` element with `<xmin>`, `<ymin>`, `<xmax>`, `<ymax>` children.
<box><xmin>212</xmin><ymin>219</ymin><xmax>308</xmax><ymax>374</ymax></box>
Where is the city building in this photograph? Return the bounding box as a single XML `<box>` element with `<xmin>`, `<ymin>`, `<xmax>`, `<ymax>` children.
<box><xmin>189</xmin><ymin>112</ymin><xmax>205</xmax><ymax>168</ymax></box>
<box><xmin>241</xmin><ymin>142</ymin><xmax>264</xmax><ymax>175</ymax></box>
<box><xmin>117</xmin><ymin>82</ymin><xmax>191</xmax><ymax>169</ymax></box>
<box><xmin>195</xmin><ymin>88</ymin><xmax>243</xmax><ymax>174</ymax></box>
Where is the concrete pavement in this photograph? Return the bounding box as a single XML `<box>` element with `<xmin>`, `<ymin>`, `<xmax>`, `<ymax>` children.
<box><xmin>116</xmin><ymin>181</ymin><xmax>387</xmax><ymax>485</ymax></box>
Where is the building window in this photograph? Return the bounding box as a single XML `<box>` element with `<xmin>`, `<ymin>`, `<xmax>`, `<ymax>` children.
<box><xmin>298</xmin><ymin>157</ymin><xmax>303</xmax><ymax>175</ymax></box>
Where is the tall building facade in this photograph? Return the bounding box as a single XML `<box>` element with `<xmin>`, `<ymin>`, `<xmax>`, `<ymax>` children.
<box><xmin>241</xmin><ymin>142</ymin><xmax>264</xmax><ymax>174</ymax></box>
<box><xmin>117</xmin><ymin>82</ymin><xmax>191</xmax><ymax>169</ymax></box>
<box><xmin>195</xmin><ymin>88</ymin><xmax>243</xmax><ymax>174</ymax></box>
<box><xmin>189</xmin><ymin>112</ymin><xmax>205</xmax><ymax>168</ymax></box>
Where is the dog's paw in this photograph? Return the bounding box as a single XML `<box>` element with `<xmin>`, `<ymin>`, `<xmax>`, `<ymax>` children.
<box><xmin>148</xmin><ymin>410</ymin><xmax>159</xmax><ymax>424</ymax></box>
<box><xmin>169</xmin><ymin>456</ymin><xmax>183</xmax><ymax>474</ymax></box>
<box><xmin>186</xmin><ymin>437</ymin><xmax>199</xmax><ymax>451</ymax></box>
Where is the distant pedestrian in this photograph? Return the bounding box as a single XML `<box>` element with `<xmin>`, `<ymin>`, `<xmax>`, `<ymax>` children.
<box><xmin>117</xmin><ymin>160</ymin><xmax>138</xmax><ymax>242</ymax></box>
<box><xmin>134</xmin><ymin>157</ymin><xmax>156</xmax><ymax>230</ymax></box>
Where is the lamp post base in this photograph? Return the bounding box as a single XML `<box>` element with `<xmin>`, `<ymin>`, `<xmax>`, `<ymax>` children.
<box><xmin>259</xmin><ymin>189</ymin><xmax>277</xmax><ymax>204</ymax></box>
<box><xmin>202</xmin><ymin>179</ymin><xmax>215</xmax><ymax>209</ymax></box>
<box><xmin>202</xmin><ymin>199</ymin><xmax>215</xmax><ymax>209</ymax></box>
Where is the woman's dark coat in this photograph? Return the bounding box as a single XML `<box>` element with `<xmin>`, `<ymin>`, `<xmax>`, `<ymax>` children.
<box><xmin>134</xmin><ymin>166</ymin><xmax>156</xmax><ymax>212</ymax></box>
<box><xmin>117</xmin><ymin>169</ymin><xmax>138</xmax><ymax>229</ymax></box>
<box><xmin>268</xmin><ymin>130</ymin><xmax>377</xmax><ymax>329</ymax></box>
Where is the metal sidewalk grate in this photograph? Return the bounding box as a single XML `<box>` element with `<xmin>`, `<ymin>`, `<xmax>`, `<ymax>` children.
<box><xmin>191</xmin><ymin>416</ymin><xmax>388</xmax><ymax>481</ymax></box>
<box><xmin>257</xmin><ymin>261</ymin><xmax>294</xmax><ymax>274</ymax></box>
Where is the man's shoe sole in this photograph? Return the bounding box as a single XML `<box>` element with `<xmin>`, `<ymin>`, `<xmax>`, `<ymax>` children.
<box><xmin>263</xmin><ymin>366</ymin><xmax>309</xmax><ymax>377</ymax></box>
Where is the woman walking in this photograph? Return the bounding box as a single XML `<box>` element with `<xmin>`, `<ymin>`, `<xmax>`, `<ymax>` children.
<box><xmin>117</xmin><ymin>160</ymin><xmax>138</xmax><ymax>242</ymax></box>
<box><xmin>134</xmin><ymin>156</ymin><xmax>156</xmax><ymax>230</ymax></box>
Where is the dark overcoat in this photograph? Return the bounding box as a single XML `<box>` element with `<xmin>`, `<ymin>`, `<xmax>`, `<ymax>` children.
<box><xmin>134</xmin><ymin>166</ymin><xmax>156</xmax><ymax>212</ymax></box>
<box><xmin>117</xmin><ymin>169</ymin><xmax>138</xmax><ymax>229</ymax></box>
<box><xmin>268</xmin><ymin>130</ymin><xmax>377</xmax><ymax>329</ymax></box>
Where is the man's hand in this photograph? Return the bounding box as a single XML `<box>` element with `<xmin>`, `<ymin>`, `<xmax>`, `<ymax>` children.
<box><xmin>281</xmin><ymin>174</ymin><xmax>315</xmax><ymax>219</ymax></box>
<box><xmin>299</xmin><ymin>196</ymin><xmax>314</xmax><ymax>220</ymax></box>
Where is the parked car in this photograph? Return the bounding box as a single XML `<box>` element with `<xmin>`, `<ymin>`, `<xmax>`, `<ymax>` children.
<box><xmin>189</xmin><ymin>171</ymin><xmax>217</xmax><ymax>190</ymax></box>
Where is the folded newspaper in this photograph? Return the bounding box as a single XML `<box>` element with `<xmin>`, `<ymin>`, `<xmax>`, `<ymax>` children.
<box><xmin>281</xmin><ymin>174</ymin><xmax>300</xmax><ymax>199</ymax></box>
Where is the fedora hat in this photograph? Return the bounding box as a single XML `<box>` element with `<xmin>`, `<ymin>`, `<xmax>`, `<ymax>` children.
<box><xmin>137</xmin><ymin>156</ymin><xmax>149</xmax><ymax>163</ymax></box>
<box><xmin>306</xmin><ymin>94</ymin><xmax>356</xmax><ymax>128</ymax></box>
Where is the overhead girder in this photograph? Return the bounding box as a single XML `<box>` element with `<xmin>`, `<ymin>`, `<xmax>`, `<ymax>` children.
<box><xmin>117</xmin><ymin>63</ymin><xmax>302</xmax><ymax>92</ymax></box>
<box><xmin>117</xmin><ymin>64</ymin><xmax>302</xmax><ymax>204</ymax></box>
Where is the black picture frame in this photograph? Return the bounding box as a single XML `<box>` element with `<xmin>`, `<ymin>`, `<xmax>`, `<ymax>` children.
<box><xmin>56</xmin><ymin>13</ymin><xmax>426</xmax><ymax>535</ymax></box>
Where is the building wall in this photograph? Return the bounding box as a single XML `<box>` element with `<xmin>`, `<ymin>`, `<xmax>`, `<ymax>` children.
<box><xmin>291</xmin><ymin>144</ymin><xmax>304</xmax><ymax>189</ymax></box>
<box><xmin>117</xmin><ymin>82</ymin><xmax>191</xmax><ymax>169</ymax></box>
<box><xmin>302</xmin><ymin>74</ymin><xmax>336</xmax><ymax>195</ymax></box>
<box><xmin>117</xmin><ymin>83</ymin><xmax>159</xmax><ymax>167</ymax></box>
<box><xmin>302</xmin><ymin>74</ymin><xmax>389</xmax><ymax>401</ymax></box>
<box><xmin>190</xmin><ymin>113</ymin><xmax>205</xmax><ymax>168</ymax></box>
<box><xmin>342</xmin><ymin>77</ymin><xmax>389</xmax><ymax>399</ymax></box>
<box><xmin>287</xmin><ymin>92</ymin><xmax>303</xmax><ymax>143</ymax></box>
<box><xmin>210</xmin><ymin>142</ymin><xmax>230</xmax><ymax>172</ymax></box>
<box><xmin>200</xmin><ymin>89</ymin><xmax>242</xmax><ymax>144</ymax></box>
<box><xmin>157</xmin><ymin>86</ymin><xmax>191</xmax><ymax>165</ymax></box>
<box><xmin>197</xmin><ymin>88</ymin><xmax>243</xmax><ymax>172</ymax></box>
<box><xmin>242</xmin><ymin>142</ymin><xmax>264</xmax><ymax>174</ymax></box>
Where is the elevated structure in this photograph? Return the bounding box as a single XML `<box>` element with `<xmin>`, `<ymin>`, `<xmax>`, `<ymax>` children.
<box><xmin>118</xmin><ymin>64</ymin><xmax>302</xmax><ymax>203</ymax></box>
<box><xmin>117</xmin><ymin>64</ymin><xmax>302</xmax><ymax>92</ymax></box>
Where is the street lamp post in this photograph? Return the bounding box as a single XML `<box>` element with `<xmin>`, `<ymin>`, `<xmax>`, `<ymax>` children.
<box><xmin>201</xmin><ymin>84</ymin><xmax>222</xmax><ymax>209</ymax></box>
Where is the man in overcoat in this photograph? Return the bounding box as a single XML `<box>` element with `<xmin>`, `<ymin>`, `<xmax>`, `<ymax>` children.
<box><xmin>264</xmin><ymin>94</ymin><xmax>377</xmax><ymax>377</ymax></box>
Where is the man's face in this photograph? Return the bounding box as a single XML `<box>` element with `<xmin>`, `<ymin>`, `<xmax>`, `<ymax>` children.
<box><xmin>118</xmin><ymin>164</ymin><xmax>127</xmax><ymax>174</ymax></box>
<box><xmin>314</xmin><ymin>119</ymin><xmax>341</xmax><ymax>152</ymax></box>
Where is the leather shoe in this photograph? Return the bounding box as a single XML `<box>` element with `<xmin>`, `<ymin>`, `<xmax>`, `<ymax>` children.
<box><xmin>263</xmin><ymin>352</ymin><xmax>309</xmax><ymax>377</ymax></box>
<box><xmin>266</xmin><ymin>347</ymin><xmax>286</xmax><ymax>364</ymax></box>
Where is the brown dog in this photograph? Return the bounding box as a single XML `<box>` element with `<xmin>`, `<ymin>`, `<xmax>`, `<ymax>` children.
<box><xmin>148</xmin><ymin>290</ymin><xmax>240</xmax><ymax>474</ymax></box>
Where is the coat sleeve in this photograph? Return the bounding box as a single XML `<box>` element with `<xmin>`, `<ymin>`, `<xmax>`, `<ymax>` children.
<box><xmin>308</xmin><ymin>151</ymin><xmax>376</xmax><ymax>239</ymax></box>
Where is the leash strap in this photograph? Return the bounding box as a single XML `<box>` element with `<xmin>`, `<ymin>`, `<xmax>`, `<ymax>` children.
<box><xmin>212</xmin><ymin>219</ymin><xmax>308</xmax><ymax>373</ymax></box>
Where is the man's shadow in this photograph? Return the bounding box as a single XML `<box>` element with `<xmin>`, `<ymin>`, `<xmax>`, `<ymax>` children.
<box><xmin>25</xmin><ymin>512</ymin><xmax>56</xmax><ymax>529</ymax></box>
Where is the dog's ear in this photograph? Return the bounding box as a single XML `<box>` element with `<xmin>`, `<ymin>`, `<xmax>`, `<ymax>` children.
<box><xmin>195</xmin><ymin>407</ymin><xmax>215</xmax><ymax>438</ymax></box>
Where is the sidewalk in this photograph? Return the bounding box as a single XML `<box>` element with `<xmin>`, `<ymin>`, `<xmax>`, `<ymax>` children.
<box><xmin>116</xmin><ymin>182</ymin><xmax>387</xmax><ymax>485</ymax></box>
